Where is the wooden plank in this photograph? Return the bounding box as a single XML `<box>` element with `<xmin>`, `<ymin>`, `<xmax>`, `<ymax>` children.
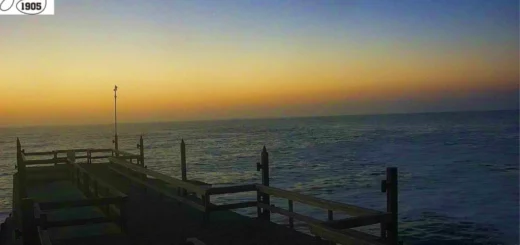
<box><xmin>26</xmin><ymin>165</ymin><xmax>70</xmax><ymax>172</ymax></box>
<box><xmin>206</xmin><ymin>184</ymin><xmax>256</xmax><ymax>195</ymax></box>
<box><xmin>309</xmin><ymin>224</ymin><xmax>387</xmax><ymax>245</ymax></box>
<box><xmin>257</xmin><ymin>203</ymin><xmax>323</xmax><ymax>225</ymax></box>
<box><xmin>256</xmin><ymin>185</ymin><xmax>382</xmax><ymax>216</ymax></box>
<box><xmin>24</xmin><ymin>151</ymin><xmax>55</xmax><ymax>156</ymax></box>
<box><xmin>38</xmin><ymin>227</ymin><xmax>53</xmax><ymax>245</ymax></box>
<box><xmin>322</xmin><ymin>213</ymin><xmax>391</xmax><ymax>229</ymax></box>
<box><xmin>109</xmin><ymin>157</ymin><xmax>208</xmax><ymax>195</ymax></box>
<box><xmin>90</xmin><ymin>156</ymin><xmax>112</xmax><ymax>159</ymax></box>
<box><xmin>45</xmin><ymin>217</ymin><xmax>117</xmax><ymax>228</ymax></box>
<box><xmin>107</xmin><ymin>165</ymin><xmax>206</xmax><ymax>212</ymax></box>
<box><xmin>25</xmin><ymin>148</ymin><xmax>110</xmax><ymax>155</ymax></box>
<box><xmin>56</xmin><ymin>149</ymin><xmax>91</xmax><ymax>153</ymax></box>
<box><xmin>210</xmin><ymin>201</ymin><xmax>257</xmax><ymax>211</ymax></box>
<box><xmin>39</xmin><ymin>197</ymin><xmax>123</xmax><ymax>210</ymax></box>
<box><xmin>89</xmin><ymin>149</ymin><xmax>113</xmax><ymax>153</ymax></box>
<box><xmin>24</xmin><ymin>159</ymin><xmax>67</xmax><ymax>165</ymax></box>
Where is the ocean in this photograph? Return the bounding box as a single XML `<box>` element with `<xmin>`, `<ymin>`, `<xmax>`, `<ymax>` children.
<box><xmin>0</xmin><ymin>110</ymin><xmax>518</xmax><ymax>245</ymax></box>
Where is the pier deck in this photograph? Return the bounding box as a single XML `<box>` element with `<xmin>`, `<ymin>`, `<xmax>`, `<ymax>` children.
<box><xmin>4</xmin><ymin>138</ymin><xmax>400</xmax><ymax>245</ymax></box>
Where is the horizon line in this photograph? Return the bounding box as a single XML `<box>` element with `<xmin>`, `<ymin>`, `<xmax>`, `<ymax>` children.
<box><xmin>1</xmin><ymin>108</ymin><xmax>517</xmax><ymax>129</ymax></box>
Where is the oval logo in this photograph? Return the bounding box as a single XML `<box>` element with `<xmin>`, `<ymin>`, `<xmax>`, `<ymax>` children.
<box><xmin>16</xmin><ymin>0</ymin><xmax>46</xmax><ymax>15</ymax></box>
<box><xmin>0</xmin><ymin>0</ymin><xmax>15</xmax><ymax>11</ymax></box>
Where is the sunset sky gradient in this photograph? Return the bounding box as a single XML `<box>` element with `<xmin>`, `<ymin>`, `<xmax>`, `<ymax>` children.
<box><xmin>0</xmin><ymin>0</ymin><xmax>518</xmax><ymax>126</ymax></box>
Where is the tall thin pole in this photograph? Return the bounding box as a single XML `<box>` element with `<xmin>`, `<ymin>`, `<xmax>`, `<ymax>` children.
<box><xmin>114</xmin><ymin>85</ymin><xmax>119</xmax><ymax>152</ymax></box>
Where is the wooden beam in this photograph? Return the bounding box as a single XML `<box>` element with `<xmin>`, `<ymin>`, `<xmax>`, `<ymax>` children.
<box><xmin>109</xmin><ymin>157</ymin><xmax>208</xmax><ymax>195</ymax></box>
<box><xmin>55</xmin><ymin>149</ymin><xmax>92</xmax><ymax>153</ymax></box>
<box><xmin>206</xmin><ymin>184</ymin><xmax>256</xmax><ymax>195</ymax></box>
<box><xmin>210</xmin><ymin>201</ymin><xmax>257</xmax><ymax>211</ymax></box>
<box><xmin>38</xmin><ymin>227</ymin><xmax>52</xmax><ymax>245</ymax></box>
<box><xmin>89</xmin><ymin>149</ymin><xmax>113</xmax><ymax>153</ymax></box>
<box><xmin>23</xmin><ymin>151</ymin><xmax>55</xmax><ymax>156</ymax></box>
<box><xmin>39</xmin><ymin>197</ymin><xmax>123</xmax><ymax>210</ymax></box>
<box><xmin>257</xmin><ymin>203</ymin><xmax>323</xmax><ymax>225</ymax></box>
<box><xmin>90</xmin><ymin>156</ymin><xmax>112</xmax><ymax>159</ymax></box>
<box><xmin>256</xmin><ymin>185</ymin><xmax>382</xmax><ymax>216</ymax></box>
<box><xmin>108</xmin><ymin>165</ymin><xmax>206</xmax><ymax>212</ymax></box>
<box><xmin>309</xmin><ymin>224</ymin><xmax>387</xmax><ymax>245</ymax></box>
<box><xmin>45</xmin><ymin>217</ymin><xmax>118</xmax><ymax>228</ymax></box>
<box><xmin>322</xmin><ymin>213</ymin><xmax>391</xmax><ymax>229</ymax></box>
<box><xmin>24</xmin><ymin>159</ymin><xmax>67</xmax><ymax>165</ymax></box>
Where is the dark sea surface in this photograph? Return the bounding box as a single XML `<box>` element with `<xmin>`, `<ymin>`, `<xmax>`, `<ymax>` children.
<box><xmin>0</xmin><ymin>110</ymin><xmax>518</xmax><ymax>245</ymax></box>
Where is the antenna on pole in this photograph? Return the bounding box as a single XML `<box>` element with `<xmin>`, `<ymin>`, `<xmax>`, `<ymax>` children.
<box><xmin>113</xmin><ymin>85</ymin><xmax>119</xmax><ymax>151</ymax></box>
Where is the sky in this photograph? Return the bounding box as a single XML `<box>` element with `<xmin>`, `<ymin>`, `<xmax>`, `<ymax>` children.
<box><xmin>0</xmin><ymin>0</ymin><xmax>518</xmax><ymax>126</ymax></box>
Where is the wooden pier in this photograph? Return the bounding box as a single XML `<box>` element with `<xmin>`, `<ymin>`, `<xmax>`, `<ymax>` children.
<box><xmin>3</xmin><ymin>137</ymin><xmax>400</xmax><ymax>245</ymax></box>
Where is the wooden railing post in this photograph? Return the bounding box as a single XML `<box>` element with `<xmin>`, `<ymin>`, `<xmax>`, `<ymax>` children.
<box><xmin>138</xmin><ymin>135</ymin><xmax>144</xmax><ymax>167</ymax></box>
<box><xmin>87</xmin><ymin>150</ymin><xmax>91</xmax><ymax>164</ymax></box>
<box><xmin>53</xmin><ymin>151</ymin><xmax>58</xmax><ymax>166</ymax></box>
<box><xmin>202</xmin><ymin>194</ymin><xmax>210</xmax><ymax>227</ymax></box>
<box><xmin>17</xmin><ymin>138</ymin><xmax>27</xmax><ymax>199</ymax></box>
<box><xmin>256</xmin><ymin>192</ymin><xmax>262</xmax><ymax>218</ymax></box>
<box><xmin>256</xmin><ymin>146</ymin><xmax>270</xmax><ymax>221</ymax></box>
<box><xmin>288</xmin><ymin>200</ymin><xmax>294</xmax><ymax>229</ymax></box>
<box><xmin>328</xmin><ymin>210</ymin><xmax>333</xmax><ymax>221</ymax></box>
<box><xmin>137</xmin><ymin>136</ymin><xmax>147</xmax><ymax>184</ymax></box>
<box><xmin>21</xmin><ymin>198</ymin><xmax>37</xmax><ymax>245</ymax></box>
<box><xmin>180</xmin><ymin>139</ymin><xmax>187</xmax><ymax>196</ymax></box>
<box><xmin>386</xmin><ymin>167</ymin><xmax>398</xmax><ymax>245</ymax></box>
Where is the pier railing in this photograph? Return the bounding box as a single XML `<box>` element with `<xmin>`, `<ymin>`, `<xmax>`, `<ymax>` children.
<box><xmin>103</xmin><ymin>138</ymin><xmax>400</xmax><ymax>245</ymax></box>
<box><xmin>14</xmin><ymin>139</ymin><xmax>129</xmax><ymax>245</ymax></box>
<box><xmin>14</xmin><ymin>136</ymin><xmax>400</xmax><ymax>245</ymax></box>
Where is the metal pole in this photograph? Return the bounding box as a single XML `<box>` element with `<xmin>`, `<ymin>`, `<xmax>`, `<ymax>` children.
<box><xmin>113</xmin><ymin>85</ymin><xmax>119</xmax><ymax>153</ymax></box>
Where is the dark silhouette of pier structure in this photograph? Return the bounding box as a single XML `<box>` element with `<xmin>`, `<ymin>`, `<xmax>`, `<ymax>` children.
<box><xmin>2</xmin><ymin>136</ymin><xmax>400</xmax><ymax>245</ymax></box>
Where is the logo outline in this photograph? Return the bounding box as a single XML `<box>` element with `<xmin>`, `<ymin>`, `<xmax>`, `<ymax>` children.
<box><xmin>0</xmin><ymin>0</ymin><xmax>47</xmax><ymax>15</ymax></box>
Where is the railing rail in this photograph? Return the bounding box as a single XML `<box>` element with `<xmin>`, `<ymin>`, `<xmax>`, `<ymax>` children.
<box><xmin>256</xmin><ymin>184</ymin><xmax>383</xmax><ymax>216</ymax></box>
<box><xmin>108</xmin><ymin>157</ymin><xmax>208</xmax><ymax>195</ymax></box>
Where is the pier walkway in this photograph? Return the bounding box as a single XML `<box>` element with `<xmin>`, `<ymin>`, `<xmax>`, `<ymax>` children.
<box><xmin>4</xmin><ymin>137</ymin><xmax>400</xmax><ymax>245</ymax></box>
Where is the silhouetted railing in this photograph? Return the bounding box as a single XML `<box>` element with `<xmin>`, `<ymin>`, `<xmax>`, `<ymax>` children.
<box><xmin>14</xmin><ymin>137</ymin><xmax>400</xmax><ymax>245</ymax></box>
<box><xmin>14</xmin><ymin>139</ymin><xmax>129</xmax><ymax>245</ymax></box>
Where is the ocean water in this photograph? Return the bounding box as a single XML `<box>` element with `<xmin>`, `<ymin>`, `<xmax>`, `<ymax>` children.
<box><xmin>0</xmin><ymin>110</ymin><xmax>518</xmax><ymax>245</ymax></box>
